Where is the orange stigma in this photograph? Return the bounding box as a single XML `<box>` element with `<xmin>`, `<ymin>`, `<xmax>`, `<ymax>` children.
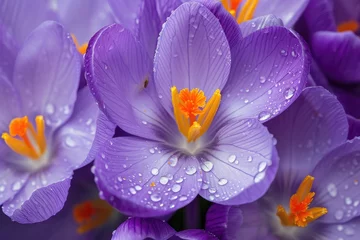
<box><xmin>2</xmin><ymin>116</ymin><xmax>47</xmax><ymax>160</ymax></box>
<box><xmin>276</xmin><ymin>175</ymin><xmax>328</xmax><ymax>228</ymax></box>
<box><xmin>337</xmin><ymin>20</ymin><xmax>359</xmax><ymax>32</ymax></box>
<box><xmin>73</xmin><ymin>199</ymin><xmax>113</xmax><ymax>234</ymax></box>
<box><xmin>221</xmin><ymin>0</ymin><xmax>259</xmax><ymax>23</ymax></box>
<box><xmin>171</xmin><ymin>87</ymin><xmax>221</xmax><ymax>142</ymax></box>
<box><xmin>71</xmin><ymin>34</ymin><xmax>88</xmax><ymax>55</ymax></box>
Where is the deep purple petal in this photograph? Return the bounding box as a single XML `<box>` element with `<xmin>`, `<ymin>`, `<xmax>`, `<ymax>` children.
<box><xmin>173</xmin><ymin>229</ymin><xmax>218</xmax><ymax>240</ymax></box>
<box><xmin>85</xmin><ymin>112</ymin><xmax>116</xmax><ymax>167</ymax></box>
<box><xmin>0</xmin><ymin>24</ymin><xmax>17</xmax><ymax>79</ymax></box>
<box><xmin>218</xmin><ymin>26</ymin><xmax>309</xmax><ymax>124</ymax></box>
<box><xmin>317</xmin><ymin>217</ymin><xmax>360</xmax><ymax>240</ymax></box>
<box><xmin>266</xmin><ymin>87</ymin><xmax>348</xmax><ymax>198</ymax></box>
<box><xmin>253</xmin><ymin>0</ymin><xmax>309</xmax><ymax>27</ymax></box>
<box><xmin>311</xmin><ymin>138</ymin><xmax>360</xmax><ymax>223</ymax></box>
<box><xmin>0</xmin><ymin>0</ymin><xmax>57</xmax><ymax>44</ymax></box>
<box><xmin>57</xmin><ymin>0</ymin><xmax>115</xmax><ymax>44</ymax></box>
<box><xmin>111</xmin><ymin>217</ymin><xmax>176</xmax><ymax>240</ymax></box>
<box><xmin>107</xmin><ymin>0</ymin><xmax>142</xmax><ymax>31</ymax></box>
<box><xmin>199</xmin><ymin>118</ymin><xmax>277</xmax><ymax>205</ymax></box>
<box><xmin>312</xmin><ymin>31</ymin><xmax>360</xmax><ymax>84</ymax></box>
<box><xmin>156</xmin><ymin>0</ymin><xmax>182</xmax><ymax>23</ymax></box>
<box><xmin>348</xmin><ymin>115</ymin><xmax>360</xmax><ymax>140</ymax></box>
<box><xmin>54</xmin><ymin>87</ymin><xmax>98</xmax><ymax>168</ymax></box>
<box><xmin>333</xmin><ymin>0</ymin><xmax>360</xmax><ymax>25</ymax></box>
<box><xmin>301</xmin><ymin>0</ymin><xmax>336</xmax><ymax>34</ymax></box>
<box><xmin>239</xmin><ymin>15</ymin><xmax>283</xmax><ymax>38</ymax></box>
<box><xmin>332</xmin><ymin>84</ymin><xmax>360</xmax><ymax>119</ymax></box>
<box><xmin>2</xmin><ymin>177</ymin><xmax>71</xmax><ymax>223</ymax></box>
<box><xmin>13</xmin><ymin>21</ymin><xmax>81</xmax><ymax>128</ymax></box>
<box><xmin>94</xmin><ymin>137</ymin><xmax>202</xmax><ymax>217</ymax></box>
<box><xmin>154</xmin><ymin>2</ymin><xmax>231</xmax><ymax>116</ymax></box>
<box><xmin>85</xmin><ymin>23</ymin><xmax>178</xmax><ymax>141</ymax></box>
<box><xmin>205</xmin><ymin>204</ymin><xmax>243</xmax><ymax>240</ymax></box>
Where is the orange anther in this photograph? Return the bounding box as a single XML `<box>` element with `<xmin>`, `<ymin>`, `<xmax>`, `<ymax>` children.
<box><xmin>337</xmin><ymin>20</ymin><xmax>359</xmax><ymax>32</ymax></box>
<box><xmin>71</xmin><ymin>34</ymin><xmax>89</xmax><ymax>55</ymax></box>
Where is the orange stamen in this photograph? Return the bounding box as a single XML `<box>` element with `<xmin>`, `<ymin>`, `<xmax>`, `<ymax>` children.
<box><xmin>276</xmin><ymin>175</ymin><xmax>327</xmax><ymax>228</ymax></box>
<box><xmin>221</xmin><ymin>0</ymin><xmax>259</xmax><ymax>23</ymax></box>
<box><xmin>2</xmin><ymin>116</ymin><xmax>47</xmax><ymax>160</ymax></box>
<box><xmin>337</xmin><ymin>20</ymin><xmax>359</xmax><ymax>32</ymax></box>
<box><xmin>71</xmin><ymin>34</ymin><xmax>88</xmax><ymax>55</ymax></box>
<box><xmin>73</xmin><ymin>199</ymin><xmax>113</xmax><ymax>234</ymax></box>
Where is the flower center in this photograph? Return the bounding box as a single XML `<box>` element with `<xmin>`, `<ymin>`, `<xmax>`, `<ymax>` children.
<box><xmin>1</xmin><ymin>116</ymin><xmax>47</xmax><ymax>160</ymax></box>
<box><xmin>337</xmin><ymin>20</ymin><xmax>359</xmax><ymax>32</ymax></box>
<box><xmin>221</xmin><ymin>0</ymin><xmax>259</xmax><ymax>23</ymax></box>
<box><xmin>73</xmin><ymin>199</ymin><xmax>113</xmax><ymax>234</ymax></box>
<box><xmin>171</xmin><ymin>87</ymin><xmax>221</xmax><ymax>142</ymax></box>
<box><xmin>71</xmin><ymin>34</ymin><xmax>88</xmax><ymax>55</ymax></box>
<box><xmin>276</xmin><ymin>175</ymin><xmax>327</xmax><ymax>228</ymax></box>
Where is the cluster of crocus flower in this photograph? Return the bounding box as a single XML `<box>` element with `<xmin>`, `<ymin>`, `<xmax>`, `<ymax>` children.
<box><xmin>0</xmin><ymin>0</ymin><xmax>359</xmax><ymax>240</ymax></box>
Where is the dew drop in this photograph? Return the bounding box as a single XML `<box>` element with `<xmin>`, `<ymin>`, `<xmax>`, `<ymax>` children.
<box><xmin>0</xmin><ymin>186</ymin><xmax>5</xmax><ymax>192</ymax></box>
<box><xmin>259</xmin><ymin>76</ymin><xmax>266</xmax><ymax>83</ymax></box>
<box><xmin>160</xmin><ymin>176</ymin><xmax>169</xmax><ymax>185</ymax></box>
<box><xmin>45</xmin><ymin>103</ymin><xmax>55</xmax><ymax>114</ymax></box>
<box><xmin>149</xmin><ymin>148</ymin><xmax>155</xmax><ymax>154</ymax></box>
<box><xmin>172</xmin><ymin>184</ymin><xmax>181</xmax><ymax>193</ymax></box>
<box><xmin>254</xmin><ymin>172</ymin><xmax>265</xmax><ymax>183</ymax></box>
<box><xmin>179</xmin><ymin>196</ymin><xmax>188</xmax><ymax>201</ymax></box>
<box><xmin>168</xmin><ymin>156</ymin><xmax>178</xmax><ymax>167</ymax></box>
<box><xmin>185</xmin><ymin>166</ymin><xmax>197</xmax><ymax>175</ymax></box>
<box><xmin>258</xmin><ymin>162</ymin><xmax>267</xmax><ymax>172</ymax></box>
<box><xmin>151</xmin><ymin>193</ymin><xmax>162</xmax><ymax>202</ymax></box>
<box><xmin>258</xmin><ymin>111</ymin><xmax>271</xmax><ymax>121</ymax></box>
<box><xmin>335</xmin><ymin>210</ymin><xmax>344</xmax><ymax>220</ymax></box>
<box><xmin>228</xmin><ymin>154</ymin><xmax>236</xmax><ymax>163</ymax></box>
<box><xmin>135</xmin><ymin>185</ymin><xmax>142</xmax><ymax>191</ymax></box>
<box><xmin>209</xmin><ymin>188</ymin><xmax>216</xmax><ymax>194</ymax></box>
<box><xmin>12</xmin><ymin>181</ymin><xmax>22</xmax><ymax>191</ymax></box>
<box><xmin>142</xmin><ymin>120</ymin><xmax>147</xmax><ymax>125</ymax></box>
<box><xmin>129</xmin><ymin>188</ymin><xmax>136</xmax><ymax>195</ymax></box>
<box><xmin>327</xmin><ymin>183</ymin><xmax>337</xmax><ymax>197</ymax></box>
<box><xmin>247</xmin><ymin>156</ymin><xmax>253</xmax><ymax>162</ymax></box>
<box><xmin>91</xmin><ymin>165</ymin><xmax>96</xmax><ymax>174</ymax></box>
<box><xmin>284</xmin><ymin>87</ymin><xmax>295</xmax><ymax>100</ymax></box>
<box><xmin>280</xmin><ymin>49</ymin><xmax>288</xmax><ymax>56</ymax></box>
<box><xmin>218</xmin><ymin>178</ymin><xmax>228</xmax><ymax>186</ymax></box>
<box><xmin>201</xmin><ymin>161</ymin><xmax>213</xmax><ymax>172</ymax></box>
<box><xmin>65</xmin><ymin>136</ymin><xmax>76</xmax><ymax>147</ymax></box>
<box><xmin>345</xmin><ymin>197</ymin><xmax>352</xmax><ymax>205</ymax></box>
<box><xmin>151</xmin><ymin>168</ymin><xmax>159</xmax><ymax>176</ymax></box>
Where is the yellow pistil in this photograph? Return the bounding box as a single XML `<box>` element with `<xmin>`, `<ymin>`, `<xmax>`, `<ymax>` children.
<box><xmin>171</xmin><ymin>87</ymin><xmax>221</xmax><ymax>142</ymax></box>
<box><xmin>276</xmin><ymin>175</ymin><xmax>328</xmax><ymax>228</ymax></box>
<box><xmin>1</xmin><ymin>116</ymin><xmax>47</xmax><ymax>160</ymax></box>
<box><xmin>71</xmin><ymin>34</ymin><xmax>88</xmax><ymax>55</ymax></box>
<box><xmin>337</xmin><ymin>20</ymin><xmax>359</xmax><ymax>32</ymax></box>
<box><xmin>73</xmin><ymin>199</ymin><xmax>113</xmax><ymax>234</ymax></box>
<box><xmin>221</xmin><ymin>0</ymin><xmax>259</xmax><ymax>24</ymax></box>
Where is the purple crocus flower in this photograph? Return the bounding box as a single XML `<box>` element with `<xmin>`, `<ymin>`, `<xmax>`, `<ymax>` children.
<box><xmin>0</xmin><ymin>164</ymin><xmax>125</xmax><ymax>240</ymax></box>
<box><xmin>0</xmin><ymin>21</ymin><xmax>100</xmax><ymax>223</ymax></box>
<box><xmin>112</xmin><ymin>217</ymin><xmax>217</xmax><ymax>240</ymax></box>
<box><xmin>205</xmin><ymin>86</ymin><xmax>360</xmax><ymax>240</ymax></box>
<box><xmin>85</xmin><ymin>1</ymin><xmax>309</xmax><ymax>217</ymax></box>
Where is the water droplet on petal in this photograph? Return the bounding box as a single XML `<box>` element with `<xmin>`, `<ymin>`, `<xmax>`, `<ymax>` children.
<box><xmin>135</xmin><ymin>185</ymin><xmax>142</xmax><ymax>191</ymax></box>
<box><xmin>151</xmin><ymin>193</ymin><xmax>162</xmax><ymax>202</ymax></box>
<box><xmin>254</xmin><ymin>172</ymin><xmax>265</xmax><ymax>183</ymax></box>
<box><xmin>65</xmin><ymin>136</ymin><xmax>76</xmax><ymax>147</ymax></box>
<box><xmin>168</xmin><ymin>156</ymin><xmax>178</xmax><ymax>167</ymax></box>
<box><xmin>280</xmin><ymin>49</ymin><xmax>288</xmax><ymax>56</ymax></box>
<box><xmin>335</xmin><ymin>210</ymin><xmax>344</xmax><ymax>220</ymax></box>
<box><xmin>258</xmin><ymin>111</ymin><xmax>271</xmax><ymax>121</ymax></box>
<box><xmin>160</xmin><ymin>176</ymin><xmax>169</xmax><ymax>185</ymax></box>
<box><xmin>12</xmin><ymin>181</ymin><xmax>22</xmax><ymax>191</ymax></box>
<box><xmin>201</xmin><ymin>161</ymin><xmax>213</xmax><ymax>172</ymax></box>
<box><xmin>228</xmin><ymin>155</ymin><xmax>236</xmax><ymax>163</ymax></box>
<box><xmin>45</xmin><ymin>103</ymin><xmax>55</xmax><ymax>114</ymax></box>
<box><xmin>327</xmin><ymin>183</ymin><xmax>337</xmax><ymax>197</ymax></box>
<box><xmin>179</xmin><ymin>196</ymin><xmax>187</xmax><ymax>201</ymax></box>
<box><xmin>129</xmin><ymin>188</ymin><xmax>136</xmax><ymax>195</ymax></box>
<box><xmin>258</xmin><ymin>162</ymin><xmax>267</xmax><ymax>172</ymax></box>
<box><xmin>185</xmin><ymin>166</ymin><xmax>197</xmax><ymax>175</ymax></box>
<box><xmin>259</xmin><ymin>76</ymin><xmax>266</xmax><ymax>83</ymax></box>
<box><xmin>218</xmin><ymin>178</ymin><xmax>228</xmax><ymax>186</ymax></box>
<box><xmin>284</xmin><ymin>87</ymin><xmax>295</xmax><ymax>100</ymax></box>
<box><xmin>172</xmin><ymin>184</ymin><xmax>181</xmax><ymax>193</ymax></box>
<box><xmin>247</xmin><ymin>156</ymin><xmax>253</xmax><ymax>162</ymax></box>
<box><xmin>0</xmin><ymin>186</ymin><xmax>5</xmax><ymax>192</ymax></box>
<box><xmin>151</xmin><ymin>168</ymin><xmax>159</xmax><ymax>176</ymax></box>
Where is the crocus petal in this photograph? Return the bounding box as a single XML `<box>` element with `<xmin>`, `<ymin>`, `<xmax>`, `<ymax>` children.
<box><xmin>311</xmin><ymin>138</ymin><xmax>360</xmax><ymax>224</ymax></box>
<box><xmin>107</xmin><ymin>0</ymin><xmax>142</xmax><ymax>31</ymax></box>
<box><xmin>199</xmin><ymin>118</ymin><xmax>276</xmax><ymax>205</ymax></box>
<box><xmin>2</xmin><ymin>177</ymin><xmax>71</xmax><ymax>223</ymax></box>
<box><xmin>85</xmin><ymin>23</ymin><xmax>178</xmax><ymax>141</ymax></box>
<box><xmin>0</xmin><ymin>161</ymin><xmax>29</xmax><ymax>205</ymax></box>
<box><xmin>57</xmin><ymin>0</ymin><xmax>114</xmax><ymax>44</ymax></box>
<box><xmin>312</xmin><ymin>31</ymin><xmax>360</xmax><ymax>84</ymax></box>
<box><xmin>0</xmin><ymin>0</ymin><xmax>56</xmax><ymax>44</ymax></box>
<box><xmin>53</xmin><ymin>87</ymin><xmax>98</xmax><ymax>168</ymax></box>
<box><xmin>348</xmin><ymin>115</ymin><xmax>360</xmax><ymax>140</ymax></box>
<box><xmin>85</xmin><ymin>112</ymin><xmax>116</xmax><ymax>166</ymax></box>
<box><xmin>252</xmin><ymin>0</ymin><xmax>309</xmax><ymax>27</ymax></box>
<box><xmin>218</xmin><ymin>26</ymin><xmax>309</xmax><ymax>123</ymax></box>
<box><xmin>332</xmin><ymin>85</ymin><xmax>360</xmax><ymax>119</ymax></box>
<box><xmin>13</xmin><ymin>21</ymin><xmax>81</xmax><ymax>128</ymax></box>
<box><xmin>205</xmin><ymin>204</ymin><xmax>243</xmax><ymax>240</ymax></box>
<box><xmin>112</xmin><ymin>217</ymin><xmax>176</xmax><ymax>240</ymax></box>
<box><xmin>0</xmin><ymin>24</ymin><xmax>17</xmax><ymax>80</ymax></box>
<box><xmin>156</xmin><ymin>0</ymin><xmax>182</xmax><ymax>23</ymax></box>
<box><xmin>317</xmin><ymin>217</ymin><xmax>360</xmax><ymax>240</ymax></box>
<box><xmin>94</xmin><ymin>137</ymin><xmax>202</xmax><ymax>217</ymax></box>
<box><xmin>333</xmin><ymin>0</ymin><xmax>360</xmax><ymax>24</ymax></box>
<box><xmin>301</xmin><ymin>0</ymin><xmax>336</xmax><ymax>34</ymax></box>
<box><xmin>173</xmin><ymin>229</ymin><xmax>218</xmax><ymax>240</ymax></box>
<box><xmin>239</xmin><ymin>15</ymin><xmax>283</xmax><ymax>38</ymax></box>
<box><xmin>154</xmin><ymin>2</ymin><xmax>231</xmax><ymax>115</ymax></box>
<box><xmin>266</xmin><ymin>87</ymin><xmax>348</xmax><ymax>198</ymax></box>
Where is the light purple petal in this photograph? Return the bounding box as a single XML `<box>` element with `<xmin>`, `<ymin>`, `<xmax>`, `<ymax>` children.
<box><xmin>301</xmin><ymin>0</ymin><xmax>336</xmax><ymax>34</ymax></box>
<box><xmin>0</xmin><ymin>24</ymin><xmax>17</xmax><ymax>79</ymax></box>
<box><xmin>57</xmin><ymin>0</ymin><xmax>115</xmax><ymax>44</ymax></box>
<box><xmin>205</xmin><ymin>204</ymin><xmax>243</xmax><ymax>240</ymax></box>
<box><xmin>199</xmin><ymin>118</ymin><xmax>276</xmax><ymax>205</ymax></box>
<box><xmin>266</xmin><ymin>87</ymin><xmax>348</xmax><ymax>198</ymax></box>
<box><xmin>348</xmin><ymin>115</ymin><xmax>360</xmax><ymax>140</ymax></box>
<box><xmin>107</xmin><ymin>0</ymin><xmax>142</xmax><ymax>31</ymax></box>
<box><xmin>239</xmin><ymin>14</ymin><xmax>283</xmax><ymax>38</ymax></box>
<box><xmin>317</xmin><ymin>217</ymin><xmax>360</xmax><ymax>240</ymax></box>
<box><xmin>252</xmin><ymin>0</ymin><xmax>309</xmax><ymax>27</ymax></box>
<box><xmin>311</xmin><ymin>138</ymin><xmax>360</xmax><ymax>224</ymax></box>
<box><xmin>94</xmin><ymin>137</ymin><xmax>202</xmax><ymax>217</ymax></box>
<box><xmin>156</xmin><ymin>0</ymin><xmax>182</xmax><ymax>23</ymax></box>
<box><xmin>53</xmin><ymin>87</ymin><xmax>98</xmax><ymax>168</ymax></box>
<box><xmin>112</xmin><ymin>217</ymin><xmax>176</xmax><ymax>240</ymax></box>
<box><xmin>312</xmin><ymin>31</ymin><xmax>360</xmax><ymax>84</ymax></box>
<box><xmin>13</xmin><ymin>21</ymin><xmax>81</xmax><ymax>129</ymax></box>
<box><xmin>2</xmin><ymin>177</ymin><xmax>71</xmax><ymax>223</ymax></box>
<box><xmin>154</xmin><ymin>2</ymin><xmax>231</xmax><ymax>116</ymax></box>
<box><xmin>85</xmin><ymin>23</ymin><xmax>178</xmax><ymax>141</ymax></box>
<box><xmin>85</xmin><ymin>112</ymin><xmax>116</xmax><ymax>166</ymax></box>
<box><xmin>218</xmin><ymin>26</ymin><xmax>309</xmax><ymax>124</ymax></box>
<box><xmin>173</xmin><ymin>229</ymin><xmax>218</xmax><ymax>240</ymax></box>
<box><xmin>0</xmin><ymin>161</ymin><xmax>29</xmax><ymax>205</ymax></box>
<box><xmin>0</xmin><ymin>0</ymin><xmax>57</xmax><ymax>44</ymax></box>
